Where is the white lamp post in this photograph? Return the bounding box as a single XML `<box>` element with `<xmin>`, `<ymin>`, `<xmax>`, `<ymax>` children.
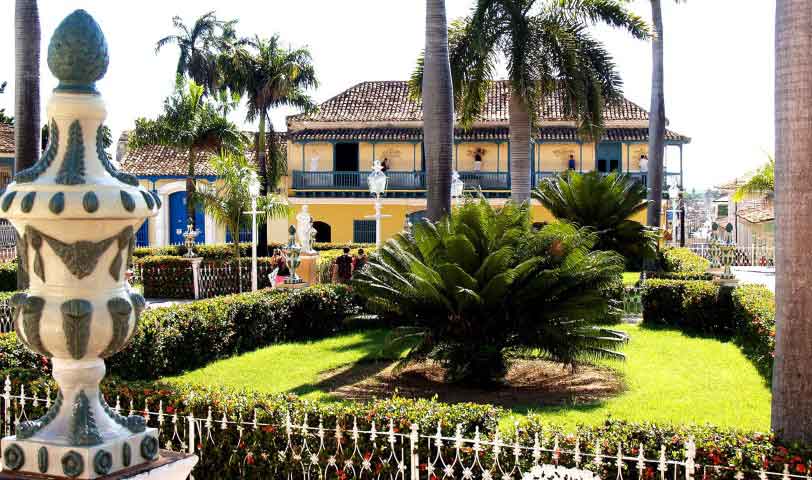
<box><xmin>451</xmin><ymin>170</ymin><xmax>465</xmax><ymax>207</ymax></box>
<box><xmin>247</xmin><ymin>173</ymin><xmax>261</xmax><ymax>292</ymax></box>
<box><xmin>367</xmin><ymin>160</ymin><xmax>389</xmax><ymax>246</ymax></box>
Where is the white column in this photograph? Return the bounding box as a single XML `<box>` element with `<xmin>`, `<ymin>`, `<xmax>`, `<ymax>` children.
<box><xmin>251</xmin><ymin>197</ymin><xmax>258</xmax><ymax>292</ymax></box>
<box><xmin>204</xmin><ymin>211</ymin><xmax>215</xmax><ymax>244</ymax></box>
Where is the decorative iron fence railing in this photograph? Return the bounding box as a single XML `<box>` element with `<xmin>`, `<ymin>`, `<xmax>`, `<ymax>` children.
<box><xmin>622</xmin><ymin>286</ymin><xmax>643</xmax><ymax>317</ymax></box>
<box><xmin>197</xmin><ymin>261</ymin><xmax>276</xmax><ymax>298</ymax></box>
<box><xmin>688</xmin><ymin>243</ymin><xmax>775</xmax><ymax>267</ymax></box>
<box><xmin>0</xmin><ymin>376</ymin><xmax>802</xmax><ymax>480</ymax></box>
<box><xmin>0</xmin><ymin>223</ymin><xmax>15</xmax><ymax>246</ymax></box>
<box><xmin>0</xmin><ymin>296</ymin><xmax>12</xmax><ymax>333</ymax></box>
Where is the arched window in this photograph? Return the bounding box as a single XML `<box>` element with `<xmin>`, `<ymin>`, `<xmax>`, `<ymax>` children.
<box><xmin>313</xmin><ymin>221</ymin><xmax>331</xmax><ymax>243</ymax></box>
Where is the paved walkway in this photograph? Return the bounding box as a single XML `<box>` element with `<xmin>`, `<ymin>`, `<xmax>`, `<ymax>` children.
<box><xmin>145</xmin><ymin>298</ymin><xmax>195</xmax><ymax>309</ymax></box>
<box><xmin>732</xmin><ymin>266</ymin><xmax>775</xmax><ymax>292</ymax></box>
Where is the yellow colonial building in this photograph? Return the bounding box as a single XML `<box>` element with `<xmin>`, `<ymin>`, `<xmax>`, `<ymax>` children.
<box><xmin>275</xmin><ymin>80</ymin><xmax>689</xmax><ymax>244</ymax></box>
<box><xmin>92</xmin><ymin>80</ymin><xmax>689</xmax><ymax>248</ymax></box>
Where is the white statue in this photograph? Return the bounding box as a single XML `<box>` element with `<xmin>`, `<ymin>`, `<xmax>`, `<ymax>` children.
<box><xmin>297</xmin><ymin>205</ymin><xmax>315</xmax><ymax>253</ymax></box>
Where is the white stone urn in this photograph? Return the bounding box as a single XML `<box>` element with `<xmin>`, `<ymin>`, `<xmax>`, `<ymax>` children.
<box><xmin>0</xmin><ymin>9</ymin><xmax>187</xmax><ymax>479</ymax></box>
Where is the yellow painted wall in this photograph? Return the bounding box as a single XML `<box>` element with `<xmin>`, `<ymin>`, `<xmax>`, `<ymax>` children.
<box><xmin>368</xmin><ymin>143</ymin><xmax>418</xmax><ymax>171</ymax></box>
<box><xmin>538</xmin><ymin>144</ymin><xmax>579</xmax><ymax>172</ymax></box>
<box><xmin>455</xmin><ymin>142</ymin><xmax>503</xmax><ymax>172</ymax></box>
<box><xmin>287</xmin><ymin>142</ymin><xmax>334</xmax><ymax>174</ymax></box>
<box><xmin>291</xmin><ymin>203</ymin><xmax>426</xmax><ymax>243</ymax></box>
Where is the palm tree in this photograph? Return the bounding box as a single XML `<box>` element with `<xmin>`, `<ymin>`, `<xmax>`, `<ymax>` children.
<box><xmin>354</xmin><ymin>197</ymin><xmax>626</xmax><ymax>386</ymax></box>
<box><xmin>224</xmin><ymin>35</ymin><xmax>318</xmax><ymax>192</ymax></box>
<box><xmin>155</xmin><ymin>11</ymin><xmax>235</xmax><ymax>95</ymax></box>
<box><xmin>772</xmin><ymin>0</ymin><xmax>812</xmax><ymax>442</ymax></box>
<box><xmin>129</xmin><ymin>78</ymin><xmax>247</xmax><ymax>221</ymax></box>
<box><xmin>647</xmin><ymin>0</ymin><xmax>684</xmax><ymax>227</ymax></box>
<box><xmin>423</xmin><ymin>0</ymin><xmax>455</xmax><ymax>220</ymax></box>
<box><xmin>194</xmin><ymin>153</ymin><xmax>290</xmax><ymax>291</ymax></box>
<box><xmin>412</xmin><ymin>0</ymin><xmax>648</xmax><ymax>204</ymax></box>
<box><xmin>733</xmin><ymin>156</ymin><xmax>775</xmax><ymax>201</ymax></box>
<box><xmin>533</xmin><ymin>171</ymin><xmax>656</xmax><ymax>266</ymax></box>
<box><xmin>14</xmin><ymin>0</ymin><xmax>40</xmax><ymax>171</ymax></box>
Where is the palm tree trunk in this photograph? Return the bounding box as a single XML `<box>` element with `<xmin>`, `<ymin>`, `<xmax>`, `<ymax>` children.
<box><xmin>646</xmin><ymin>0</ymin><xmax>666</xmax><ymax>228</ymax></box>
<box><xmin>257</xmin><ymin>111</ymin><xmax>268</xmax><ymax>195</ymax></box>
<box><xmin>14</xmin><ymin>0</ymin><xmax>40</xmax><ymax>174</ymax></box>
<box><xmin>423</xmin><ymin>0</ymin><xmax>454</xmax><ymax>221</ymax></box>
<box><xmin>772</xmin><ymin>0</ymin><xmax>812</xmax><ymax>443</ymax></box>
<box><xmin>186</xmin><ymin>146</ymin><xmax>196</xmax><ymax>224</ymax></box>
<box><xmin>509</xmin><ymin>94</ymin><xmax>532</xmax><ymax>203</ymax></box>
<box><xmin>14</xmin><ymin>0</ymin><xmax>40</xmax><ymax>291</ymax></box>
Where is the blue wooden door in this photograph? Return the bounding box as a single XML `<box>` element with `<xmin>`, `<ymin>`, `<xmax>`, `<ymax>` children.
<box><xmin>596</xmin><ymin>142</ymin><xmax>622</xmax><ymax>173</ymax></box>
<box><xmin>135</xmin><ymin>221</ymin><xmax>149</xmax><ymax>247</ymax></box>
<box><xmin>168</xmin><ymin>191</ymin><xmax>205</xmax><ymax>245</ymax></box>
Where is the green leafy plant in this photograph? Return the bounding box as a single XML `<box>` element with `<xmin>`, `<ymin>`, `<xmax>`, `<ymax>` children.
<box><xmin>661</xmin><ymin>247</ymin><xmax>710</xmax><ymax>273</ymax></box>
<box><xmin>353</xmin><ymin>197</ymin><xmax>627</xmax><ymax>386</ymax></box>
<box><xmin>129</xmin><ymin>78</ymin><xmax>247</xmax><ymax>221</ymax></box>
<box><xmin>733</xmin><ymin>156</ymin><xmax>775</xmax><ymax>202</ymax></box>
<box><xmin>194</xmin><ymin>152</ymin><xmax>289</xmax><ymax>291</ymax></box>
<box><xmin>533</xmin><ymin>171</ymin><xmax>657</xmax><ymax>266</ymax></box>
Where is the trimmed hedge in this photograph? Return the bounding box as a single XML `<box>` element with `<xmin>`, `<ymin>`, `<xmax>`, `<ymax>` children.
<box><xmin>662</xmin><ymin>247</ymin><xmax>710</xmax><ymax>273</ymax></box>
<box><xmin>645</xmin><ymin>270</ymin><xmax>714</xmax><ymax>281</ymax></box>
<box><xmin>107</xmin><ymin>284</ymin><xmax>360</xmax><ymax>380</ymax></box>
<box><xmin>642</xmin><ymin>280</ymin><xmax>735</xmax><ymax>334</ymax></box>
<box><xmin>732</xmin><ymin>284</ymin><xmax>776</xmax><ymax>377</ymax></box>
<box><xmin>0</xmin><ymin>261</ymin><xmax>17</xmax><ymax>292</ymax></box>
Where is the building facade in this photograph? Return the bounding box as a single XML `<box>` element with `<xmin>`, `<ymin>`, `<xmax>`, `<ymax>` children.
<box><xmin>276</xmin><ymin>81</ymin><xmax>689</xmax><ymax>244</ymax></box>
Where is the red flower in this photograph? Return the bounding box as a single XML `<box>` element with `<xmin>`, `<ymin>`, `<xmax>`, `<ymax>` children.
<box><xmin>796</xmin><ymin>464</ymin><xmax>806</xmax><ymax>474</ymax></box>
<box><xmin>246</xmin><ymin>453</ymin><xmax>255</xmax><ymax>465</ymax></box>
<box><xmin>166</xmin><ymin>405</ymin><xmax>175</xmax><ymax>414</ymax></box>
<box><xmin>262</xmin><ymin>425</ymin><xmax>275</xmax><ymax>433</ymax></box>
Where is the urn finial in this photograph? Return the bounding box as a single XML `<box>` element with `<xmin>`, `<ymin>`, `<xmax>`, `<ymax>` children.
<box><xmin>47</xmin><ymin>9</ymin><xmax>109</xmax><ymax>94</ymax></box>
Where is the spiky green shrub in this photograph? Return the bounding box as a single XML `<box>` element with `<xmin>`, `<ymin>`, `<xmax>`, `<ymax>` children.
<box><xmin>353</xmin><ymin>198</ymin><xmax>627</xmax><ymax>386</ymax></box>
<box><xmin>533</xmin><ymin>171</ymin><xmax>656</xmax><ymax>267</ymax></box>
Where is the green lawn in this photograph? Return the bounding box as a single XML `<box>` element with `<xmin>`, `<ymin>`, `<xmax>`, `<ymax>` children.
<box><xmin>165</xmin><ymin>325</ymin><xmax>771</xmax><ymax>431</ymax></box>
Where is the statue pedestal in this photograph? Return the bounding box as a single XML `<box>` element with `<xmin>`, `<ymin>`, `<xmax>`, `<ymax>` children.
<box><xmin>298</xmin><ymin>253</ymin><xmax>320</xmax><ymax>285</ymax></box>
<box><xmin>713</xmin><ymin>277</ymin><xmax>739</xmax><ymax>288</ymax></box>
<box><xmin>276</xmin><ymin>282</ymin><xmax>308</xmax><ymax>290</ymax></box>
<box><xmin>0</xmin><ymin>450</ymin><xmax>197</xmax><ymax>479</ymax></box>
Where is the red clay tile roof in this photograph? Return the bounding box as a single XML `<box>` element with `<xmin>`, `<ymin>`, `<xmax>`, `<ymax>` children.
<box><xmin>289</xmin><ymin>126</ymin><xmax>689</xmax><ymax>143</ymax></box>
<box><xmin>0</xmin><ymin>124</ymin><xmax>14</xmax><ymax>155</ymax></box>
<box><xmin>119</xmin><ymin>132</ymin><xmax>287</xmax><ymax>177</ymax></box>
<box><xmin>290</xmin><ymin>80</ymin><xmax>652</xmax><ymax>124</ymax></box>
<box><xmin>737</xmin><ymin>205</ymin><xmax>774</xmax><ymax>224</ymax></box>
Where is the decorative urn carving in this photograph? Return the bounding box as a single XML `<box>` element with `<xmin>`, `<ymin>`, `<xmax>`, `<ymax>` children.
<box><xmin>0</xmin><ymin>10</ymin><xmax>165</xmax><ymax>478</ymax></box>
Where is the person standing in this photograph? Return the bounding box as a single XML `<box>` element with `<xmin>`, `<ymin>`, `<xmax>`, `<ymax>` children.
<box><xmin>354</xmin><ymin>248</ymin><xmax>369</xmax><ymax>271</ymax></box>
<box><xmin>333</xmin><ymin>247</ymin><xmax>354</xmax><ymax>284</ymax></box>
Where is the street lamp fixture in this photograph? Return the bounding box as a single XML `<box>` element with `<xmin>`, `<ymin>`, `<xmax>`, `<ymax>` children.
<box><xmin>247</xmin><ymin>172</ymin><xmax>261</xmax><ymax>292</ymax></box>
<box><xmin>367</xmin><ymin>160</ymin><xmax>389</xmax><ymax>246</ymax></box>
<box><xmin>451</xmin><ymin>170</ymin><xmax>465</xmax><ymax>206</ymax></box>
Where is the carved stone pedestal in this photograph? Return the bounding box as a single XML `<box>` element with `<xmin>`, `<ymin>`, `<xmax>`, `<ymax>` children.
<box><xmin>298</xmin><ymin>253</ymin><xmax>319</xmax><ymax>285</ymax></box>
<box><xmin>276</xmin><ymin>282</ymin><xmax>307</xmax><ymax>290</ymax></box>
<box><xmin>0</xmin><ymin>451</ymin><xmax>197</xmax><ymax>480</ymax></box>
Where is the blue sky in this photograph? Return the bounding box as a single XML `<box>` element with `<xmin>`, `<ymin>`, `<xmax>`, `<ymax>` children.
<box><xmin>0</xmin><ymin>0</ymin><xmax>774</xmax><ymax>190</ymax></box>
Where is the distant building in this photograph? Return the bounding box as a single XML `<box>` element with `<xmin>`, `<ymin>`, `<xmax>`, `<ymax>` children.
<box><xmin>0</xmin><ymin>125</ymin><xmax>14</xmax><ymax>190</ymax></box>
<box><xmin>715</xmin><ymin>177</ymin><xmax>774</xmax><ymax>250</ymax></box>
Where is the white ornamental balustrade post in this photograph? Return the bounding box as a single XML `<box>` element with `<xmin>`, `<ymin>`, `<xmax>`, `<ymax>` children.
<box><xmin>0</xmin><ymin>10</ymin><xmax>197</xmax><ymax>479</ymax></box>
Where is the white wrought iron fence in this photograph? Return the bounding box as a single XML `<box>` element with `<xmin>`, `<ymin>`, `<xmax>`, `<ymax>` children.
<box><xmin>0</xmin><ymin>376</ymin><xmax>807</xmax><ymax>480</ymax></box>
<box><xmin>688</xmin><ymin>244</ymin><xmax>775</xmax><ymax>267</ymax></box>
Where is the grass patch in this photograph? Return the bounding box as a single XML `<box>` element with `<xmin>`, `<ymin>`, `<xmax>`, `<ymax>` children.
<box><xmin>622</xmin><ymin>271</ymin><xmax>640</xmax><ymax>286</ymax></box>
<box><xmin>165</xmin><ymin>325</ymin><xmax>771</xmax><ymax>431</ymax></box>
<box><xmin>164</xmin><ymin>329</ymin><xmax>407</xmax><ymax>399</ymax></box>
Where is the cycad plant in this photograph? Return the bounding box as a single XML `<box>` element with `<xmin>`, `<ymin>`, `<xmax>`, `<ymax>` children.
<box><xmin>533</xmin><ymin>171</ymin><xmax>656</xmax><ymax>265</ymax></box>
<box><xmin>194</xmin><ymin>153</ymin><xmax>290</xmax><ymax>291</ymax></box>
<box><xmin>353</xmin><ymin>197</ymin><xmax>626</xmax><ymax>386</ymax></box>
<box><xmin>533</xmin><ymin>172</ymin><xmax>657</xmax><ymax>266</ymax></box>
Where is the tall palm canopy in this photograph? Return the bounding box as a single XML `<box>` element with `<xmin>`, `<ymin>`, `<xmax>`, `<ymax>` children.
<box><xmin>733</xmin><ymin>156</ymin><xmax>775</xmax><ymax>202</ymax></box>
<box><xmin>353</xmin><ymin>197</ymin><xmax>627</xmax><ymax>386</ymax></box>
<box><xmin>129</xmin><ymin>78</ymin><xmax>247</xmax><ymax>221</ymax></box>
<box><xmin>195</xmin><ymin>153</ymin><xmax>290</xmax><ymax>291</ymax></box>
<box><xmin>223</xmin><ymin>35</ymin><xmax>318</xmax><ymax>192</ymax></box>
<box><xmin>412</xmin><ymin>0</ymin><xmax>648</xmax><ymax>204</ymax></box>
<box><xmin>155</xmin><ymin>11</ymin><xmax>237</xmax><ymax>95</ymax></box>
<box><xmin>0</xmin><ymin>82</ymin><xmax>12</xmax><ymax>125</ymax></box>
<box><xmin>533</xmin><ymin>171</ymin><xmax>656</xmax><ymax>265</ymax></box>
